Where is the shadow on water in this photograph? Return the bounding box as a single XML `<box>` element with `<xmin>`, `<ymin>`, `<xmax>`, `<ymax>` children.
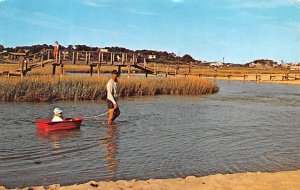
<box><xmin>36</xmin><ymin>129</ymin><xmax>82</xmax><ymax>154</ymax></box>
<box><xmin>37</xmin><ymin>129</ymin><xmax>81</xmax><ymax>142</ymax></box>
<box><xmin>99</xmin><ymin>125</ymin><xmax>119</xmax><ymax>181</ymax></box>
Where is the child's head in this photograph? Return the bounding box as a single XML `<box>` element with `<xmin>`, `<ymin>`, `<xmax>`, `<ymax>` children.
<box><xmin>53</xmin><ymin>107</ymin><xmax>63</xmax><ymax>116</ymax></box>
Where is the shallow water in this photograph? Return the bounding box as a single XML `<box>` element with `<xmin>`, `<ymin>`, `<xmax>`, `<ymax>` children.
<box><xmin>0</xmin><ymin>80</ymin><xmax>300</xmax><ymax>188</ymax></box>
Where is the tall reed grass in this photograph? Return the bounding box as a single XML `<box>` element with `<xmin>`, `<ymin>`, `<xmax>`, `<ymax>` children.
<box><xmin>0</xmin><ymin>64</ymin><xmax>19</xmax><ymax>71</ymax></box>
<box><xmin>0</xmin><ymin>76</ymin><xmax>219</xmax><ymax>102</ymax></box>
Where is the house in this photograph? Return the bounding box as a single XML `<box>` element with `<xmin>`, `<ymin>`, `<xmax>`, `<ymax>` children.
<box><xmin>280</xmin><ymin>63</ymin><xmax>289</xmax><ymax>69</ymax></box>
<box><xmin>0</xmin><ymin>50</ymin><xmax>9</xmax><ymax>59</ymax></box>
<box><xmin>147</xmin><ymin>54</ymin><xmax>157</xmax><ymax>60</ymax></box>
<box><xmin>209</xmin><ymin>62</ymin><xmax>223</xmax><ymax>67</ymax></box>
<box><xmin>99</xmin><ymin>48</ymin><xmax>109</xmax><ymax>53</ymax></box>
<box><xmin>8</xmin><ymin>52</ymin><xmax>27</xmax><ymax>60</ymax></box>
<box><xmin>0</xmin><ymin>51</ymin><xmax>28</xmax><ymax>60</ymax></box>
<box><xmin>290</xmin><ymin>65</ymin><xmax>300</xmax><ymax>71</ymax></box>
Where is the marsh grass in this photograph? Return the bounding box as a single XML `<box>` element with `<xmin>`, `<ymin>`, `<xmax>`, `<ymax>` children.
<box><xmin>152</xmin><ymin>63</ymin><xmax>291</xmax><ymax>75</ymax></box>
<box><xmin>2</xmin><ymin>62</ymin><xmax>292</xmax><ymax>77</ymax></box>
<box><xmin>0</xmin><ymin>76</ymin><xmax>219</xmax><ymax>102</ymax></box>
<box><xmin>0</xmin><ymin>64</ymin><xmax>19</xmax><ymax>71</ymax></box>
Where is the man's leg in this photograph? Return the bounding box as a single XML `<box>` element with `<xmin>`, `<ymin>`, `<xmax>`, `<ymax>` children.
<box><xmin>107</xmin><ymin>99</ymin><xmax>115</xmax><ymax>125</ymax></box>
<box><xmin>107</xmin><ymin>109</ymin><xmax>114</xmax><ymax>125</ymax></box>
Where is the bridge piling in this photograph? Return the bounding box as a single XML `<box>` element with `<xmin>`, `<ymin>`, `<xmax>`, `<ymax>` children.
<box><xmin>90</xmin><ymin>64</ymin><xmax>93</xmax><ymax>76</ymax></box>
<box><xmin>127</xmin><ymin>65</ymin><xmax>131</xmax><ymax>78</ymax></box>
<box><xmin>98</xmin><ymin>52</ymin><xmax>101</xmax><ymax>64</ymax></box>
<box><xmin>41</xmin><ymin>55</ymin><xmax>44</xmax><ymax>67</ymax></box>
<box><xmin>85</xmin><ymin>52</ymin><xmax>88</xmax><ymax>65</ymax></box>
<box><xmin>122</xmin><ymin>53</ymin><xmax>125</xmax><ymax>65</ymax></box>
<box><xmin>72</xmin><ymin>51</ymin><xmax>75</xmax><ymax>64</ymax></box>
<box><xmin>118</xmin><ymin>66</ymin><xmax>121</xmax><ymax>76</ymax></box>
<box><xmin>97</xmin><ymin>64</ymin><xmax>101</xmax><ymax>77</ymax></box>
<box><xmin>21</xmin><ymin>59</ymin><xmax>24</xmax><ymax>78</ymax></box>
<box><xmin>132</xmin><ymin>54</ymin><xmax>135</xmax><ymax>64</ymax></box>
<box><xmin>58</xmin><ymin>52</ymin><xmax>61</xmax><ymax>64</ymax></box>
<box><xmin>52</xmin><ymin>64</ymin><xmax>60</xmax><ymax>75</ymax></box>
<box><xmin>60</xmin><ymin>61</ymin><xmax>64</xmax><ymax>75</ymax></box>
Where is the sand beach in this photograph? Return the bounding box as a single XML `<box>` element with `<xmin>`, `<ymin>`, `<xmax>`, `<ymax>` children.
<box><xmin>1</xmin><ymin>169</ymin><xmax>300</xmax><ymax>190</ymax></box>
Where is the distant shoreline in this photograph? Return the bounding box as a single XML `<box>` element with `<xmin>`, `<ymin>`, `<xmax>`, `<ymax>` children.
<box><xmin>200</xmin><ymin>75</ymin><xmax>300</xmax><ymax>86</ymax></box>
<box><xmin>2</xmin><ymin>169</ymin><xmax>300</xmax><ymax>190</ymax></box>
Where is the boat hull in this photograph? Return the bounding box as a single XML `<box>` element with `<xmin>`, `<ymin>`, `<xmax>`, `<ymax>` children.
<box><xmin>35</xmin><ymin>118</ymin><xmax>84</xmax><ymax>131</ymax></box>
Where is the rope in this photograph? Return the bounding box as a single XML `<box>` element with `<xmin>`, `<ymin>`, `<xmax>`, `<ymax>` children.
<box><xmin>82</xmin><ymin>109</ymin><xmax>114</xmax><ymax>119</ymax></box>
<box><xmin>83</xmin><ymin>111</ymin><xmax>110</xmax><ymax>119</ymax></box>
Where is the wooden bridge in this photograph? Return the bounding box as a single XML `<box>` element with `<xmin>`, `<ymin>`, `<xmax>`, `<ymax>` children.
<box><xmin>52</xmin><ymin>49</ymin><xmax>157</xmax><ymax>76</ymax></box>
<box><xmin>0</xmin><ymin>49</ymin><xmax>157</xmax><ymax>77</ymax></box>
<box><xmin>1</xmin><ymin>49</ymin><xmax>300</xmax><ymax>82</ymax></box>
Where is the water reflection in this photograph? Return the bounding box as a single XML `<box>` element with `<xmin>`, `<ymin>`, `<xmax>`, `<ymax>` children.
<box><xmin>37</xmin><ymin>129</ymin><xmax>81</xmax><ymax>152</ymax></box>
<box><xmin>100</xmin><ymin>125</ymin><xmax>119</xmax><ymax>181</ymax></box>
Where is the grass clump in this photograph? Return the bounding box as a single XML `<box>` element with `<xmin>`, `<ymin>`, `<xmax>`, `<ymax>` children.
<box><xmin>0</xmin><ymin>76</ymin><xmax>219</xmax><ymax>102</ymax></box>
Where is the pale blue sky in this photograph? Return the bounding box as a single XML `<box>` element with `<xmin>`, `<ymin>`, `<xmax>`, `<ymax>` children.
<box><xmin>0</xmin><ymin>0</ymin><xmax>300</xmax><ymax>63</ymax></box>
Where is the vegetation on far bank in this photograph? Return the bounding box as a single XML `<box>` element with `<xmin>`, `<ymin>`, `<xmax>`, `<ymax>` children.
<box><xmin>0</xmin><ymin>62</ymin><xmax>293</xmax><ymax>76</ymax></box>
<box><xmin>0</xmin><ymin>76</ymin><xmax>219</xmax><ymax>102</ymax></box>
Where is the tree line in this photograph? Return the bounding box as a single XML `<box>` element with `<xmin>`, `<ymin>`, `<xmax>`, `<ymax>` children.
<box><xmin>0</xmin><ymin>44</ymin><xmax>198</xmax><ymax>64</ymax></box>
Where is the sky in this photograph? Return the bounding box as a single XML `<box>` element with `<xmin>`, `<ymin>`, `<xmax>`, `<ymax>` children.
<box><xmin>0</xmin><ymin>0</ymin><xmax>300</xmax><ymax>63</ymax></box>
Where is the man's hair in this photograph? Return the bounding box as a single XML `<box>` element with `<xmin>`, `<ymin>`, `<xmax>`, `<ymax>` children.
<box><xmin>112</xmin><ymin>70</ymin><xmax>118</xmax><ymax>75</ymax></box>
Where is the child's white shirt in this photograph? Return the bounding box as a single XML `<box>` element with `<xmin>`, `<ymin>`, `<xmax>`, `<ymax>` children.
<box><xmin>52</xmin><ymin>116</ymin><xmax>63</xmax><ymax>122</ymax></box>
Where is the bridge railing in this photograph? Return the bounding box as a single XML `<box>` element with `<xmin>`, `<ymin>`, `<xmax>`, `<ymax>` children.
<box><xmin>47</xmin><ymin>50</ymin><xmax>139</xmax><ymax>65</ymax></box>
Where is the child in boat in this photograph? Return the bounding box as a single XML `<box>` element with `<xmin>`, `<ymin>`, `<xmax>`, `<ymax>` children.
<box><xmin>52</xmin><ymin>107</ymin><xmax>64</xmax><ymax>122</ymax></box>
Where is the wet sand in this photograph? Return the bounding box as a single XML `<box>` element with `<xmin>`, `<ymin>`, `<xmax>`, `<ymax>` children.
<box><xmin>1</xmin><ymin>169</ymin><xmax>300</xmax><ymax>190</ymax></box>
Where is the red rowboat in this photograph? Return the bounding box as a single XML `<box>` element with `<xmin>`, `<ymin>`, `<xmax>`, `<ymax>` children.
<box><xmin>35</xmin><ymin>118</ymin><xmax>84</xmax><ymax>131</ymax></box>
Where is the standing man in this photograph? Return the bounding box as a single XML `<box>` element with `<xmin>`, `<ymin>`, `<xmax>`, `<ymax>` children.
<box><xmin>106</xmin><ymin>70</ymin><xmax>120</xmax><ymax>125</ymax></box>
<box><xmin>53</xmin><ymin>41</ymin><xmax>59</xmax><ymax>62</ymax></box>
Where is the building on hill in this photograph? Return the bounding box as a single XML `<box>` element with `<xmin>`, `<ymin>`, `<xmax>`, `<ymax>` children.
<box><xmin>148</xmin><ymin>54</ymin><xmax>157</xmax><ymax>60</ymax></box>
<box><xmin>290</xmin><ymin>65</ymin><xmax>300</xmax><ymax>71</ymax></box>
<box><xmin>99</xmin><ymin>48</ymin><xmax>109</xmax><ymax>53</ymax></box>
<box><xmin>0</xmin><ymin>50</ymin><xmax>9</xmax><ymax>59</ymax></box>
<box><xmin>208</xmin><ymin>62</ymin><xmax>223</xmax><ymax>67</ymax></box>
<box><xmin>0</xmin><ymin>50</ymin><xmax>29</xmax><ymax>61</ymax></box>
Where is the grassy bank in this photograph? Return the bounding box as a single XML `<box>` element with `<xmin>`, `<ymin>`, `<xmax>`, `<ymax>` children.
<box><xmin>0</xmin><ymin>76</ymin><xmax>219</xmax><ymax>102</ymax></box>
<box><xmin>1</xmin><ymin>63</ymin><xmax>295</xmax><ymax>77</ymax></box>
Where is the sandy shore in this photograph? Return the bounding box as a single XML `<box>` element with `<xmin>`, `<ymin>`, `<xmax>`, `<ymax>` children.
<box><xmin>263</xmin><ymin>80</ymin><xmax>300</xmax><ymax>85</ymax></box>
<box><xmin>1</xmin><ymin>169</ymin><xmax>300</xmax><ymax>190</ymax></box>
